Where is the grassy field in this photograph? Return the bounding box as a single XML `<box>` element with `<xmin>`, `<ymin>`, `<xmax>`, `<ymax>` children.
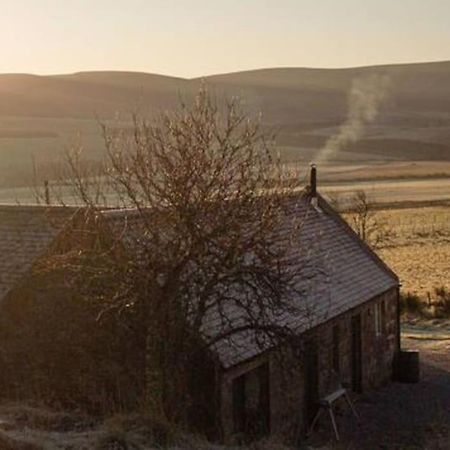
<box><xmin>362</xmin><ymin>206</ymin><xmax>450</xmax><ymax>297</ymax></box>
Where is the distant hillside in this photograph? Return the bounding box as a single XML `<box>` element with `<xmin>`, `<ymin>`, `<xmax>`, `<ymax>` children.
<box><xmin>1</xmin><ymin>61</ymin><xmax>450</xmax><ymax>123</ymax></box>
<box><xmin>0</xmin><ymin>72</ymin><xmax>187</xmax><ymax>118</ymax></box>
<box><xmin>0</xmin><ymin>61</ymin><xmax>450</xmax><ymax>188</ymax></box>
<box><xmin>203</xmin><ymin>61</ymin><xmax>450</xmax><ymax>132</ymax></box>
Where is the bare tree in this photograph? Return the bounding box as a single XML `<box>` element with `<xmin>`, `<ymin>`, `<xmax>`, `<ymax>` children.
<box><xmin>346</xmin><ymin>190</ymin><xmax>392</xmax><ymax>249</ymax></box>
<box><xmin>350</xmin><ymin>190</ymin><xmax>372</xmax><ymax>242</ymax></box>
<box><xmin>36</xmin><ymin>87</ymin><xmax>308</xmax><ymax>423</ymax></box>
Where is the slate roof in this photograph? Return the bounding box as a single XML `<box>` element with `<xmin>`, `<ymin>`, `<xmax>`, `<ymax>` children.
<box><xmin>99</xmin><ymin>193</ymin><xmax>398</xmax><ymax>369</ymax></box>
<box><xmin>0</xmin><ymin>205</ymin><xmax>75</xmax><ymax>302</ymax></box>
<box><xmin>200</xmin><ymin>193</ymin><xmax>399</xmax><ymax>368</ymax></box>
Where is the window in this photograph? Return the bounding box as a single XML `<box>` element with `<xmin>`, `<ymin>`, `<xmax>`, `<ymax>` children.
<box><xmin>374</xmin><ymin>302</ymin><xmax>384</xmax><ymax>336</ymax></box>
<box><xmin>332</xmin><ymin>324</ymin><xmax>340</xmax><ymax>375</ymax></box>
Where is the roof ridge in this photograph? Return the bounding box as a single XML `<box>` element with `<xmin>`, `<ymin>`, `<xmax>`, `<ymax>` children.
<box><xmin>100</xmin><ymin>207</ymin><xmax>142</xmax><ymax>218</ymax></box>
<box><xmin>0</xmin><ymin>204</ymin><xmax>78</xmax><ymax>212</ymax></box>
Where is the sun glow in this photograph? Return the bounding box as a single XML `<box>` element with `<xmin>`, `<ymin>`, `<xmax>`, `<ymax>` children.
<box><xmin>0</xmin><ymin>0</ymin><xmax>449</xmax><ymax>77</ymax></box>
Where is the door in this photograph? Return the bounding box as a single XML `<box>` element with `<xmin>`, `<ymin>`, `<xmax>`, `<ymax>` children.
<box><xmin>257</xmin><ymin>363</ymin><xmax>271</xmax><ymax>435</ymax></box>
<box><xmin>232</xmin><ymin>363</ymin><xmax>270</xmax><ymax>437</ymax></box>
<box><xmin>304</xmin><ymin>338</ymin><xmax>319</xmax><ymax>425</ymax></box>
<box><xmin>351</xmin><ymin>314</ymin><xmax>363</xmax><ymax>393</ymax></box>
<box><xmin>232</xmin><ymin>374</ymin><xmax>246</xmax><ymax>433</ymax></box>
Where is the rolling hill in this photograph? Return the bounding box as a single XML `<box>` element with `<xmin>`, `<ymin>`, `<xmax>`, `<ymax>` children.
<box><xmin>1</xmin><ymin>61</ymin><xmax>450</xmax><ymax>122</ymax></box>
<box><xmin>0</xmin><ymin>61</ymin><xmax>450</xmax><ymax>188</ymax></box>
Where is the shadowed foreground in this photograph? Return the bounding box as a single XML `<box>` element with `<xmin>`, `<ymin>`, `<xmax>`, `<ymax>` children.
<box><xmin>0</xmin><ymin>339</ymin><xmax>447</xmax><ymax>449</ymax></box>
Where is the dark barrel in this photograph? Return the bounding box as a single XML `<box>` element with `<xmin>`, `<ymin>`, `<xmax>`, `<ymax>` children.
<box><xmin>396</xmin><ymin>349</ymin><xmax>420</xmax><ymax>383</ymax></box>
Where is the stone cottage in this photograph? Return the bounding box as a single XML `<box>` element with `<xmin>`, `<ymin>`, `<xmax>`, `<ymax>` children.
<box><xmin>0</xmin><ymin>174</ymin><xmax>400</xmax><ymax>441</ymax></box>
<box><xmin>206</xmin><ymin>180</ymin><xmax>400</xmax><ymax>440</ymax></box>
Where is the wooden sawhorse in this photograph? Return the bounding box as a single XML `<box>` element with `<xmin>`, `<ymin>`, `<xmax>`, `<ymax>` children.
<box><xmin>307</xmin><ymin>386</ymin><xmax>360</xmax><ymax>441</ymax></box>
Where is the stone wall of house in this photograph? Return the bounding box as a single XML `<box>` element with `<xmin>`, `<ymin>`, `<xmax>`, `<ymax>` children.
<box><xmin>220</xmin><ymin>286</ymin><xmax>399</xmax><ymax>441</ymax></box>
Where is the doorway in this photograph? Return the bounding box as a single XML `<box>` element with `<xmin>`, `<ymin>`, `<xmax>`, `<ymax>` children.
<box><xmin>304</xmin><ymin>337</ymin><xmax>319</xmax><ymax>425</ymax></box>
<box><xmin>232</xmin><ymin>363</ymin><xmax>270</xmax><ymax>437</ymax></box>
<box><xmin>351</xmin><ymin>314</ymin><xmax>363</xmax><ymax>393</ymax></box>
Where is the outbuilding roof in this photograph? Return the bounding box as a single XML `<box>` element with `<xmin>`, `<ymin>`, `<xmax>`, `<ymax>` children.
<box><xmin>0</xmin><ymin>205</ymin><xmax>75</xmax><ymax>302</ymax></box>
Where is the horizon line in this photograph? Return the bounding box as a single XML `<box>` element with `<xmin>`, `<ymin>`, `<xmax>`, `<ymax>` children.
<box><xmin>1</xmin><ymin>58</ymin><xmax>449</xmax><ymax>80</ymax></box>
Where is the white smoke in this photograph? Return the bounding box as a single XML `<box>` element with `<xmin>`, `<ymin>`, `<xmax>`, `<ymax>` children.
<box><xmin>317</xmin><ymin>73</ymin><xmax>390</xmax><ymax>162</ymax></box>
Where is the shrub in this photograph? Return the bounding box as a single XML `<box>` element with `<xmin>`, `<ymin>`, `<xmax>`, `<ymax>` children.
<box><xmin>0</xmin><ymin>431</ymin><xmax>42</xmax><ymax>450</ymax></box>
<box><xmin>95</xmin><ymin>433</ymin><xmax>137</xmax><ymax>450</ymax></box>
<box><xmin>0</xmin><ymin>278</ymin><xmax>146</xmax><ymax>415</ymax></box>
<box><xmin>400</xmin><ymin>292</ymin><xmax>424</xmax><ymax>316</ymax></box>
<box><xmin>434</xmin><ymin>286</ymin><xmax>450</xmax><ymax>318</ymax></box>
<box><xmin>96</xmin><ymin>414</ymin><xmax>180</xmax><ymax>449</ymax></box>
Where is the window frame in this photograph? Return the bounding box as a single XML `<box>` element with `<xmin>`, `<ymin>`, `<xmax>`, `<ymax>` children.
<box><xmin>374</xmin><ymin>302</ymin><xmax>383</xmax><ymax>337</ymax></box>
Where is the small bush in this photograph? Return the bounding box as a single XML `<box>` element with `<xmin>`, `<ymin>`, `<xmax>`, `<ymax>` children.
<box><xmin>98</xmin><ymin>414</ymin><xmax>178</xmax><ymax>449</ymax></box>
<box><xmin>400</xmin><ymin>292</ymin><xmax>424</xmax><ymax>316</ymax></box>
<box><xmin>400</xmin><ymin>287</ymin><xmax>450</xmax><ymax>319</ymax></box>
<box><xmin>434</xmin><ymin>286</ymin><xmax>450</xmax><ymax>318</ymax></box>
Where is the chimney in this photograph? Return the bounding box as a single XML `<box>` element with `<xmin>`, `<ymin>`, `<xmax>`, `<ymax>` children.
<box><xmin>310</xmin><ymin>164</ymin><xmax>319</xmax><ymax>209</ymax></box>
<box><xmin>310</xmin><ymin>164</ymin><xmax>317</xmax><ymax>197</ymax></box>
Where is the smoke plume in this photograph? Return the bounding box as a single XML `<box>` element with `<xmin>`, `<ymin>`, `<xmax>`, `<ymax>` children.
<box><xmin>317</xmin><ymin>73</ymin><xmax>390</xmax><ymax>162</ymax></box>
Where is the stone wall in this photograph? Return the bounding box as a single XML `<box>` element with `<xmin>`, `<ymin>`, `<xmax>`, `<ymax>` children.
<box><xmin>220</xmin><ymin>286</ymin><xmax>399</xmax><ymax>441</ymax></box>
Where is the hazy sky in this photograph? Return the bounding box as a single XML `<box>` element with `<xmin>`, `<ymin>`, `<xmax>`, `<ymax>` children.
<box><xmin>1</xmin><ymin>0</ymin><xmax>450</xmax><ymax>77</ymax></box>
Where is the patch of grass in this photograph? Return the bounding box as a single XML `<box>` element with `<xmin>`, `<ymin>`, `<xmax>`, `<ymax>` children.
<box><xmin>95</xmin><ymin>432</ymin><xmax>139</xmax><ymax>450</ymax></box>
<box><xmin>0</xmin><ymin>431</ymin><xmax>42</xmax><ymax>450</ymax></box>
<box><xmin>403</xmin><ymin>332</ymin><xmax>450</xmax><ymax>340</ymax></box>
<box><xmin>96</xmin><ymin>414</ymin><xmax>180</xmax><ymax>449</ymax></box>
<box><xmin>377</xmin><ymin>206</ymin><xmax>450</xmax><ymax>299</ymax></box>
<box><xmin>0</xmin><ymin>403</ymin><xmax>96</xmax><ymax>432</ymax></box>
